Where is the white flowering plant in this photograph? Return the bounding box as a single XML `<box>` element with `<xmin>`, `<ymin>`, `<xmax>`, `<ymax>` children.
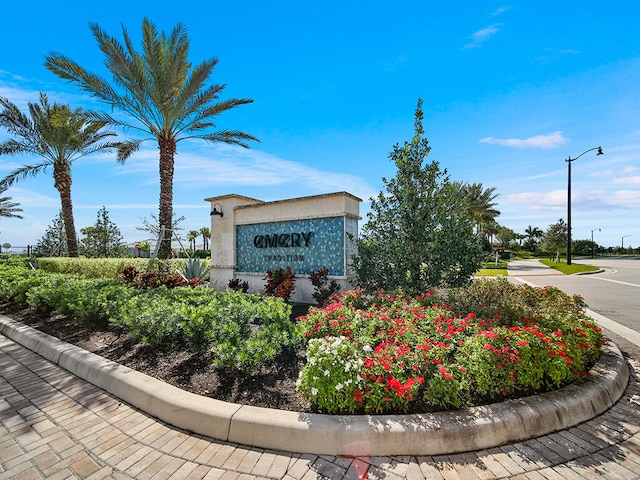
<box><xmin>295</xmin><ymin>336</ymin><xmax>365</xmax><ymax>413</ymax></box>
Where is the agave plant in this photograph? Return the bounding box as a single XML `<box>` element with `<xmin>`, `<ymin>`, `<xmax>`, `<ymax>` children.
<box><xmin>178</xmin><ymin>257</ymin><xmax>208</xmax><ymax>282</ymax></box>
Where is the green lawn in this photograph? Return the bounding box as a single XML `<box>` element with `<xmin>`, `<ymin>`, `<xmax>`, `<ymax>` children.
<box><xmin>476</xmin><ymin>261</ymin><xmax>508</xmax><ymax>277</ymax></box>
<box><xmin>539</xmin><ymin>259</ymin><xmax>600</xmax><ymax>274</ymax></box>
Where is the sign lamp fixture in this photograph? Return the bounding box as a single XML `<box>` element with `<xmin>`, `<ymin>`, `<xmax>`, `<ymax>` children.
<box><xmin>210</xmin><ymin>203</ymin><xmax>224</xmax><ymax>217</ymax></box>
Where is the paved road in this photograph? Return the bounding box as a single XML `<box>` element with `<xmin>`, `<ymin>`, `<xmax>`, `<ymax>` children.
<box><xmin>509</xmin><ymin>258</ymin><xmax>640</xmax><ymax>332</ymax></box>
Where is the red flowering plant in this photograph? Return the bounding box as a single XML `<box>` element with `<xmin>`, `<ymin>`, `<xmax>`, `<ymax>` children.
<box><xmin>296</xmin><ymin>280</ymin><xmax>604</xmax><ymax>415</ymax></box>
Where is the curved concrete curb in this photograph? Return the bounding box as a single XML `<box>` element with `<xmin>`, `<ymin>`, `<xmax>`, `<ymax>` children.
<box><xmin>574</xmin><ymin>268</ymin><xmax>605</xmax><ymax>275</ymax></box>
<box><xmin>0</xmin><ymin>314</ymin><xmax>629</xmax><ymax>457</ymax></box>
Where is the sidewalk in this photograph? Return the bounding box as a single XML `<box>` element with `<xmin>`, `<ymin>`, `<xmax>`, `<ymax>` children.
<box><xmin>506</xmin><ymin>258</ymin><xmax>565</xmax><ymax>277</ymax></box>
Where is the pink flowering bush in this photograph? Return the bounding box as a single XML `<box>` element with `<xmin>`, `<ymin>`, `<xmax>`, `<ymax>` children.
<box><xmin>296</xmin><ymin>279</ymin><xmax>604</xmax><ymax>414</ymax></box>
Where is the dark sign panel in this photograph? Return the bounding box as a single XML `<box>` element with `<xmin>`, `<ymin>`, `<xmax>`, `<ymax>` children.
<box><xmin>236</xmin><ymin>217</ymin><xmax>351</xmax><ymax>275</ymax></box>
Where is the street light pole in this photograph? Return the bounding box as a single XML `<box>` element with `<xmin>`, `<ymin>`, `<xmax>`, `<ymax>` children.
<box><xmin>591</xmin><ymin>228</ymin><xmax>600</xmax><ymax>259</ymax></box>
<box><xmin>622</xmin><ymin>235</ymin><xmax>630</xmax><ymax>252</ymax></box>
<box><xmin>566</xmin><ymin>146</ymin><xmax>604</xmax><ymax>265</ymax></box>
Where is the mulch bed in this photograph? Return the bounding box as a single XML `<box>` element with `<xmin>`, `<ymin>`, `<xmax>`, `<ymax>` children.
<box><xmin>0</xmin><ymin>302</ymin><xmax>313</xmax><ymax>412</ymax></box>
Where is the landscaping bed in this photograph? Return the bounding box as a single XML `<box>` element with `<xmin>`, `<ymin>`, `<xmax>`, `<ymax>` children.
<box><xmin>0</xmin><ymin>301</ymin><xmax>314</xmax><ymax>412</ymax></box>
<box><xmin>0</xmin><ymin>261</ymin><xmax>604</xmax><ymax>415</ymax></box>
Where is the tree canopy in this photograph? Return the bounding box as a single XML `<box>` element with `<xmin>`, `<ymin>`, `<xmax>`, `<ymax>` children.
<box><xmin>33</xmin><ymin>211</ymin><xmax>67</xmax><ymax>257</ymax></box>
<box><xmin>45</xmin><ymin>18</ymin><xmax>258</xmax><ymax>258</ymax></box>
<box><xmin>541</xmin><ymin>218</ymin><xmax>568</xmax><ymax>262</ymax></box>
<box><xmin>353</xmin><ymin>99</ymin><xmax>484</xmax><ymax>293</ymax></box>
<box><xmin>80</xmin><ymin>206</ymin><xmax>128</xmax><ymax>257</ymax></box>
<box><xmin>0</xmin><ymin>93</ymin><xmax>119</xmax><ymax>256</ymax></box>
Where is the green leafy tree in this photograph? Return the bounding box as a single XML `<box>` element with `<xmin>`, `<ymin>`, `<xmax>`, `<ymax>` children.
<box><xmin>79</xmin><ymin>206</ymin><xmax>128</xmax><ymax>257</ymax></box>
<box><xmin>495</xmin><ymin>225</ymin><xmax>516</xmax><ymax>250</ymax></box>
<box><xmin>541</xmin><ymin>219</ymin><xmax>568</xmax><ymax>262</ymax></box>
<box><xmin>199</xmin><ymin>226</ymin><xmax>211</xmax><ymax>250</ymax></box>
<box><xmin>45</xmin><ymin>18</ymin><xmax>259</xmax><ymax>259</ymax></box>
<box><xmin>481</xmin><ymin>218</ymin><xmax>500</xmax><ymax>245</ymax></box>
<box><xmin>33</xmin><ymin>211</ymin><xmax>67</xmax><ymax>257</ymax></box>
<box><xmin>0</xmin><ymin>186</ymin><xmax>23</xmax><ymax>221</ymax></box>
<box><xmin>353</xmin><ymin>99</ymin><xmax>484</xmax><ymax>293</ymax></box>
<box><xmin>0</xmin><ymin>93</ymin><xmax>119</xmax><ymax>257</ymax></box>
<box><xmin>572</xmin><ymin>239</ymin><xmax>600</xmax><ymax>257</ymax></box>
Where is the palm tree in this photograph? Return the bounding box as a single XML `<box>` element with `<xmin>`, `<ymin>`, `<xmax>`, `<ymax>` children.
<box><xmin>454</xmin><ymin>181</ymin><xmax>500</xmax><ymax>233</ymax></box>
<box><xmin>187</xmin><ymin>230</ymin><xmax>199</xmax><ymax>251</ymax></box>
<box><xmin>45</xmin><ymin>18</ymin><xmax>259</xmax><ymax>259</ymax></box>
<box><xmin>523</xmin><ymin>225</ymin><xmax>543</xmax><ymax>252</ymax></box>
<box><xmin>481</xmin><ymin>218</ymin><xmax>500</xmax><ymax>245</ymax></box>
<box><xmin>0</xmin><ymin>93</ymin><xmax>119</xmax><ymax>256</ymax></box>
<box><xmin>199</xmin><ymin>226</ymin><xmax>211</xmax><ymax>250</ymax></box>
<box><xmin>0</xmin><ymin>186</ymin><xmax>23</xmax><ymax>221</ymax></box>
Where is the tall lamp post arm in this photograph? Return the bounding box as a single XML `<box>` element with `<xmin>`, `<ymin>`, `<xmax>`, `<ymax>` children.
<box><xmin>566</xmin><ymin>146</ymin><xmax>603</xmax><ymax>265</ymax></box>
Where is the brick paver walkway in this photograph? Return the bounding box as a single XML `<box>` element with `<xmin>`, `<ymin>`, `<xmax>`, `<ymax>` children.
<box><xmin>2</xmin><ymin>331</ymin><xmax>640</xmax><ymax>479</ymax></box>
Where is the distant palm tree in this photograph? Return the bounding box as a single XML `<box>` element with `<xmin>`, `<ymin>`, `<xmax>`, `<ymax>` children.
<box><xmin>0</xmin><ymin>93</ymin><xmax>119</xmax><ymax>256</ymax></box>
<box><xmin>187</xmin><ymin>230</ymin><xmax>199</xmax><ymax>251</ymax></box>
<box><xmin>523</xmin><ymin>225</ymin><xmax>544</xmax><ymax>252</ymax></box>
<box><xmin>199</xmin><ymin>226</ymin><xmax>211</xmax><ymax>250</ymax></box>
<box><xmin>0</xmin><ymin>186</ymin><xmax>23</xmax><ymax>221</ymax></box>
<box><xmin>481</xmin><ymin>219</ymin><xmax>500</xmax><ymax>245</ymax></box>
<box><xmin>454</xmin><ymin>182</ymin><xmax>500</xmax><ymax>233</ymax></box>
<box><xmin>45</xmin><ymin>18</ymin><xmax>259</xmax><ymax>259</ymax></box>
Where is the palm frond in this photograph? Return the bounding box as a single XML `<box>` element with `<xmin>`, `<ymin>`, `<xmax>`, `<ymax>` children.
<box><xmin>195</xmin><ymin>130</ymin><xmax>260</xmax><ymax>148</ymax></box>
<box><xmin>0</xmin><ymin>97</ymin><xmax>34</xmax><ymax>137</ymax></box>
<box><xmin>196</xmin><ymin>98</ymin><xmax>254</xmax><ymax>121</ymax></box>
<box><xmin>0</xmin><ymin>139</ymin><xmax>40</xmax><ymax>157</ymax></box>
<box><xmin>117</xmin><ymin>139</ymin><xmax>144</xmax><ymax>163</ymax></box>
<box><xmin>0</xmin><ymin>163</ymin><xmax>51</xmax><ymax>188</ymax></box>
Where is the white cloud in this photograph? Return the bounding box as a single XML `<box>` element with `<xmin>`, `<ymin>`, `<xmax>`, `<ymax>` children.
<box><xmin>4</xmin><ymin>187</ymin><xmax>58</xmax><ymax>208</ymax></box>
<box><xmin>491</xmin><ymin>7</ymin><xmax>510</xmax><ymax>16</ymax></box>
<box><xmin>590</xmin><ymin>169</ymin><xmax>613</xmax><ymax>178</ymax></box>
<box><xmin>614</xmin><ymin>176</ymin><xmax>640</xmax><ymax>186</ymax></box>
<box><xmin>507</xmin><ymin>190</ymin><xmax>566</xmax><ymax>211</ymax></box>
<box><xmin>508</xmin><ymin>188</ymin><xmax>640</xmax><ymax>210</ymax></box>
<box><xmin>112</xmin><ymin>143</ymin><xmax>377</xmax><ymax>202</ymax></box>
<box><xmin>480</xmin><ymin>131</ymin><xmax>566</xmax><ymax>149</ymax></box>
<box><xmin>610</xmin><ymin>190</ymin><xmax>640</xmax><ymax>207</ymax></box>
<box><xmin>464</xmin><ymin>24</ymin><xmax>501</xmax><ymax>49</ymax></box>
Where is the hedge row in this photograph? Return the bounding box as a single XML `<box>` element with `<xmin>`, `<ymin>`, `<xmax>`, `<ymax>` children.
<box><xmin>0</xmin><ymin>263</ymin><xmax>298</xmax><ymax>372</ymax></box>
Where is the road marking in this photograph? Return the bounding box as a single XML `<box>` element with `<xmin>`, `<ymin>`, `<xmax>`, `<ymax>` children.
<box><xmin>586</xmin><ymin>308</ymin><xmax>640</xmax><ymax>348</ymax></box>
<box><xmin>587</xmin><ymin>277</ymin><xmax>640</xmax><ymax>288</ymax></box>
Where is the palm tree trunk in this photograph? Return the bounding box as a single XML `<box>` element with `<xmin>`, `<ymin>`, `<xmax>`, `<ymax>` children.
<box><xmin>158</xmin><ymin>137</ymin><xmax>176</xmax><ymax>259</ymax></box>
<box><xmin>54</xmin><ymin>163</ymin><xmax>79</xmax><ymax>257</ymax></box>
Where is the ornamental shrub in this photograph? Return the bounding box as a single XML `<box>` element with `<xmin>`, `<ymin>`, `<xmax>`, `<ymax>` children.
<box><xmin>264</xmin><ymin>266</ymin><xmax>296</xmax><ymax>302</ymax></box>
<box><xmin>296</xmin><ymin>282</ymin><xmax>604</xmax><ymax>414</ymax></box>
<box><xmin>0</xmin><ymin>264</ymin><xmax>48</xmax><ymax>303</ymax></box>
<box><xmin>310</xmin><ymin>268</ymin><xmax>341</xmax><ymax>306</ymax></box>
<box><xmin>296</xmin><ymin>336</ymin><xmax>365</xmax><ymax>413</ymax></box>
<box><xmin>1</xmin><ymin>263</ymin><xmax>298</xmax><ymax>373</ymax></box>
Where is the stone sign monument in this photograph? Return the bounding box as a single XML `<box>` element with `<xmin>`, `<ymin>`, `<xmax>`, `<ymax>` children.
<box><xmin>205</xmin><ymin>192</ymin><xmax>361</xmax><ymax>303</ymax></box>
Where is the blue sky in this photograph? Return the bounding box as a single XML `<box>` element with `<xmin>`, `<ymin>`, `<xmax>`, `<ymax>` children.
<box><xmin>1</xmin><ymin>1</ymin><xmax>639</xmax><ymax>250</ymax></box>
